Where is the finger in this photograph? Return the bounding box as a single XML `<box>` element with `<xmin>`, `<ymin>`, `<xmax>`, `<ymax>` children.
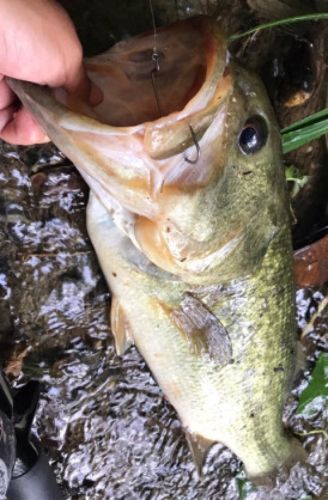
<box><xmin>0</xmin><ymin>78</ymin><xmax>15</xmax><ymax>110</ymax></box>
<box><xmin>64</xmin><ymin>64</ymin><xmax>90</xmax><ymax>99</ymax></box>
<box><xmin>0</xmin><ymin>104</ymin><xmax>17</xmax><ymax>133</ymax></box>
<box><xmin>64</xmin><ymin>65</ymin><xmax>103</xmax><ymax>106</ymax></box>
<box><xmin>0</xmin><ymin>107</ymin><xmax>49</xmax><ymax>145</ymax></box>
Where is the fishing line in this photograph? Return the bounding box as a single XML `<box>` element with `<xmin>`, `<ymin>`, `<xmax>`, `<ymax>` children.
<box><xmin>148</xmin><ymin>0</ymin><xmax>201</xmax><ymax>164</ymax></box>
<box><xmin>172</xmin><ymin>1</ymin><xmax>200</xmax><ymax>163</ymax></box>
<box><xmin>148</xmin><ymin>0</ymin><xmax>162</xmax><ymax>117</ymax></box>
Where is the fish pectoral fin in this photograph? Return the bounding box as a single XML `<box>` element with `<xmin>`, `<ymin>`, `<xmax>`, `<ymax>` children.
<box><xmin>171</xmin><ymin>293</ymin><xmax>232</xmax><ymax>364</ymax></box>
<box><xmin>185</xmin><ymin>431</ymin><xmax>215</xmax><ymax>477</ymax></box>
<box><xmin>110</xmin><ymin>296</ymin><xmax>134</xmax><ymax>356</ymax></box>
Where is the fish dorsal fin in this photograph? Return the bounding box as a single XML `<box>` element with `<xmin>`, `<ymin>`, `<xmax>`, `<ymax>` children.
<box><xmin>185</xmin><ymin>431</ymin><xmax>215</xmax><ymax>477</ymax></box>
<box><xmin>110</xmin><ymin>296</ymin><xmax>134</xmax><ymax>355</ymax></box>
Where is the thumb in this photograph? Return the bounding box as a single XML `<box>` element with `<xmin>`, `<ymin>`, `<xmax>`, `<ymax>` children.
<box><xmin>63</xmin><ymin>64</ymin><xmax>103</xmax><ymax>106</ymax></box>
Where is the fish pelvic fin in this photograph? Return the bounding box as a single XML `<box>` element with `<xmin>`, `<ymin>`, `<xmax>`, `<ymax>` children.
<box><xmin>110</xmin><ymin>296</ymin><xmax>134</xmax><ymax>355</ymax></box>
<box><xmin>185</xmin><ymin>431</ymin><xmax>215</xmax><ymax>478</ymax></box>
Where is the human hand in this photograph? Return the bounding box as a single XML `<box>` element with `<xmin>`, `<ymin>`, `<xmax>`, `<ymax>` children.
<box><xmin>0</xmin><ymin>0</ymin><xmax>93</xmax><ymax>145</ymax></box>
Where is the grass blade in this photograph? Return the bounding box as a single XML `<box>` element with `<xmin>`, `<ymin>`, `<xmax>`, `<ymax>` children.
<box><xmin>282</xmin><ymin>108</ymin><xmax>328</xmax><ymax>133</ymax></box>
<box><xmin>229</xmin><ymin>14</ymin><xmax>328</xmax><ymax>153</ymax></box>
<box><xmin>282</xmin><ymin>116</ymin><xmax>328</xmax><ymax>154</ymax></box>
<box><xmin>229</xmin><ymin>13</ymin><xmax>328</xmax><ymax>42</ymax></box>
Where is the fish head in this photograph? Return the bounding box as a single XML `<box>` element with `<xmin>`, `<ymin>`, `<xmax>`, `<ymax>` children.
<box><xmin>8</xmin><ymin>16</ymin><xmax>289</xmax><ymax>283</ymax></box>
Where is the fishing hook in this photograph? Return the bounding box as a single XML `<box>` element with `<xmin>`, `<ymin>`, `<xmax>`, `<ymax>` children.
<box><xmin>184</xmin><ymin>124</ymin><xmax>201</xmax><ymax>164</ymax></box>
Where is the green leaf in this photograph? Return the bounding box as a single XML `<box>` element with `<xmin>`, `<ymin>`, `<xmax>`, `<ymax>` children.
<box><xmin>285</xmin><ymin>165</ymin><xmax>308</xmax><ymax>185</ymax></box>
<box><xmin>282</xmin><ymin>108</ymin><xmax>328</xmax><ymax>133</ymax></box>
<box><xmin>297</xmin><ymin>353</ymin><xmax>328</xmax><ymax>417</ymax></box>
<box><xmin>282</xmin><ymin>117</ymin><xmax>328</xmax><ymax>154</ymax></box>
<box><xmin>229</xmin><ymin>13</ymin><xmax>328</xmax><ymax>41</ymax></box>
<box><xmin>236</xmin><ymin>469</ymin><xmax>257</xmax><ymax>499</ymax></box>
<box><xmin>285</xmin><ymin>165</ymin><xmax>309</xmax><ymax>196</ymax></box>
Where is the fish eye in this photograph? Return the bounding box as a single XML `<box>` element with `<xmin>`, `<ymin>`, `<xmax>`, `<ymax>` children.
<box><xmin>238</xmin><ymin>115</ymin><xmax>268</xmax><ymax>155</ymax></box>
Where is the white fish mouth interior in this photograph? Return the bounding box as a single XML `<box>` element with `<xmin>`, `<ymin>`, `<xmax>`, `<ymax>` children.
<box><xmin>64</xmin><ymin>19</ymin><xmax>212</xmax><ymax>127</ymax></box>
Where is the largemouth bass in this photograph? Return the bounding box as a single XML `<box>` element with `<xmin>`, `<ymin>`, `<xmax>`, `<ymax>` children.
<box><xmin>9</xmin><ymin>16</ymin><xmax>298</xmax><ymax>478</ymax></box>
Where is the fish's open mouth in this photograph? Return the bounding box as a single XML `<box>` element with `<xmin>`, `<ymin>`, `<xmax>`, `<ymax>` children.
<box><xmin>64</xmin><ymin>16</ymin><xmax>228</xmax><ymax>129</ymax></box>
<box><xmin>7</xmin><ymin>16</ymin><xmax>233</xmax><ymax>209</ymax></box>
